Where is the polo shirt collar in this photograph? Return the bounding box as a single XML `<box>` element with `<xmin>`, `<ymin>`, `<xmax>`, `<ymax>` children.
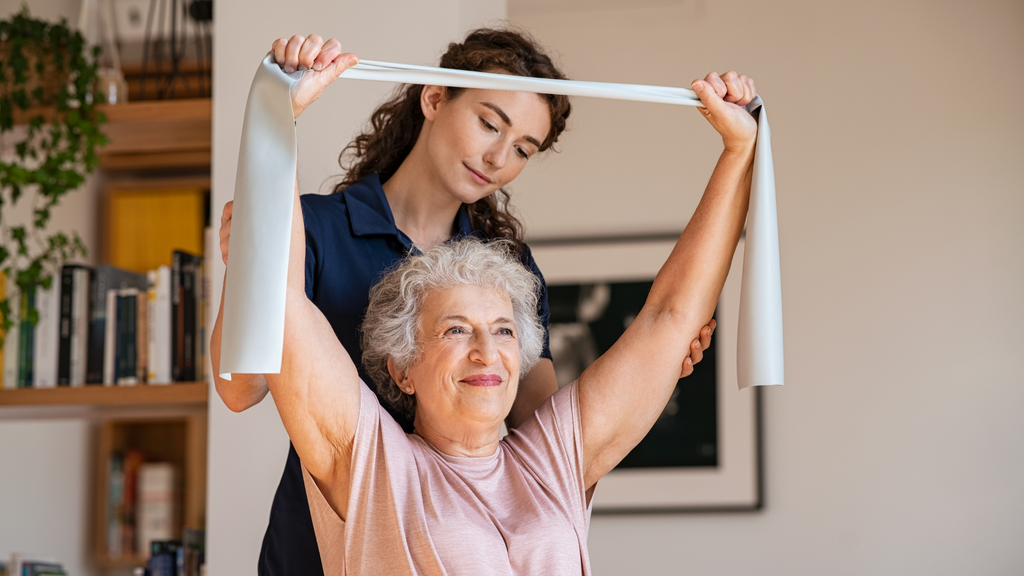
<box><xmin>344</xmin><ymin>173</ymin><xmax>477</xmax><ymax>241</ymax></box>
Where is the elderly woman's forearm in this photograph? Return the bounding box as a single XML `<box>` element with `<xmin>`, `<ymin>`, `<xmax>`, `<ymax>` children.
<box><xmin>647</xmin><ymin>147</ymin><xmax>753</xmax><ymax>329</ymax></box>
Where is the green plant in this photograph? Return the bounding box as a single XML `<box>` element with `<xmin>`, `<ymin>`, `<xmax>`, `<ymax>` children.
<box><xmin>0</xmin><ymin>7</ymin><xmax>107</xmax><ymax>344</ymax></box>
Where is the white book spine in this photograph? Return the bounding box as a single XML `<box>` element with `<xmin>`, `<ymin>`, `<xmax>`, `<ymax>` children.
<box><xmin>32</xmin><ymin>283</ymin><xmax>60</xmax><ymax>388</ymax></box>
<box><xmin>70</xmin><ymin>268</ymin><xmax>90</xmax><ymax>386</ymax></box>
<box><xmin>2</xmin><ymin>279</ymin><xmax>19</xmax><ymax>390</ymax></box>
<box><xmin>103</xmin><ymin>288</ymin><xmax>118</xmax><ymax>386</ymax></box>
<box><xmin>154</xmin><ymin>266</ymin><xmax>172</xmax><ymax>384</ymax></box>
<box><xmin>136</xmin><ymin>463</ymin><xmax>177</xmax><ymax>557</ymax></box>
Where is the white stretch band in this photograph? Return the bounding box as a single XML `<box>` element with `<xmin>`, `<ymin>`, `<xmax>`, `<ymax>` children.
<box><xmin>220</xmin><ymin>55</ymin><xmax>784</xmax><ymax>389</ymax></box>
<box><xmin>343</xmin><ymin>60</ymin><xmax>703</xmax><ymax>106</ymax></box>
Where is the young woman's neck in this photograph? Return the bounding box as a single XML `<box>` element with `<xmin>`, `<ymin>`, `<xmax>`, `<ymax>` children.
<box><xmin>382</xmin><ymin>140</ymin><xmax>463</xmax><ymax>251</ymax></box>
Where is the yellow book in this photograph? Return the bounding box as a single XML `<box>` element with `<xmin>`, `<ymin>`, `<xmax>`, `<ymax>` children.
<box><xmin>106</xmin><ymin>188</ymin><xmax>208</xmax><ymax>274</ymax></box>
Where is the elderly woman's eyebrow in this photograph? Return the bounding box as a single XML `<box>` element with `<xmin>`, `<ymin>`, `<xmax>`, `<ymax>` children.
<box><xmin>440</xmin><ymin>314</ymin><xmax>516</xmax><ymax>325</ymax></box>
<box><xmin>481</xmin><ymin>102</ymin><xmax>543</xmax><ymax>149</ymax></box>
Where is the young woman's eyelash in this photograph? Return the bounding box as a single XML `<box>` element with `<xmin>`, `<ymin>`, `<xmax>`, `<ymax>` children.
<box><xmin>480</xmin><ymin>118</ymin><xmax>497</xmax><ymax>132</ymax></box>
<box><xmin>515</xmin><ymin>147</ymin><xmax>529</xmax><ymax>160</ymax></box>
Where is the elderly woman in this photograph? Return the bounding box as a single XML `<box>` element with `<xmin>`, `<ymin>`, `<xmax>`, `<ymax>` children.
<box><xmin>212</xmin><ymin>51</ymin><xmax>756</xmax><ymax>575</ymax></box>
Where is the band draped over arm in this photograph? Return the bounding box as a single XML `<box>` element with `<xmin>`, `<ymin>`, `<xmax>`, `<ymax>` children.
<box><xmin>219</xmin><ymin>55</ymin><xmax>784</xmax><ymax>389</ymax></box>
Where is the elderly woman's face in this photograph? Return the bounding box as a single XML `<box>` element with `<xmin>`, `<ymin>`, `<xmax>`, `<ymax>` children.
<box><xmin>403</xmin><ymin>284</ymin><xmax>521</xmax><ymax>432</ymax></box>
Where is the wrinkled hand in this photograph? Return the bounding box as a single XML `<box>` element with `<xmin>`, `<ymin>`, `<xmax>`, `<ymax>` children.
<box><xmin>680</xmin><ymin>319</ymin><xmax>716</xmax><ymax>378</ymax></box>
<box><xmin>691</xmin><ymin>71</ymin><xmax>758</xmax><ymax>154</ymax></box>
<box><xmin>219</xmin><ymin>201</ymin><xmax>232</xmax><ymax>266</ymax></box>
<box><xmin>270</xmin><ymin>34</ymin><xmax>359</xmax><ymax>119</ymax></box>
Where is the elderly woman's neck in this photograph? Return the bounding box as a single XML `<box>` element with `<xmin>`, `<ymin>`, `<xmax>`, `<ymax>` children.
<box><xmin>414</xmin><ymin>416</ymin><xmax>503</xmax><ymax>458</ymax></box>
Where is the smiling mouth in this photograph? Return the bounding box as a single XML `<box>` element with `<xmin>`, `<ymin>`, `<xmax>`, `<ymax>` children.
<box><xmin>461</xmin><ymin>374</ymin><xmax>502</xmax><ymax>387</ymax></box>
<box><xmin>464</xmin><ymin>163</ymin><xmax>492</xmax><ymax>185</ymax></box>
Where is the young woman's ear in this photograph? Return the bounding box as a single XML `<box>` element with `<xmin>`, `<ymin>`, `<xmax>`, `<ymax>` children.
<box><xmin>420</xmin><ymin>85</ymin><xmax>446</xmax><ymax>122</ymax></box>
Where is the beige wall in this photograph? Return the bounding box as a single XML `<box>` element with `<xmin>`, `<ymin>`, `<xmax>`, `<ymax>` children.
<box><xmin>508</xmin><ymin>0</ymin><xmax>1024</xmax><ymax>573</ymax></box>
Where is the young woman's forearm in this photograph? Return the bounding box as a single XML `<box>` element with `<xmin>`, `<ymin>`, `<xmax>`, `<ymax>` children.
<box><xmin>210</xmin><ymin>281</ymin><xmax>271</xmax><ymax>411</ymax></box>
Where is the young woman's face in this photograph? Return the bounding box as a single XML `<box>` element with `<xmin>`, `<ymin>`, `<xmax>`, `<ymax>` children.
<box><xmin>422</xmin><ymin>85</ymin><xmax>551</xmax><ymax>204</ymax></box>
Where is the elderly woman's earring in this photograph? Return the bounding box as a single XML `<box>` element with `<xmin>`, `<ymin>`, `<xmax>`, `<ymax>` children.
<box><xmin>405</xmin><ymin>387</ymin><xmax>413</xmax><ymax>394</ymax></box>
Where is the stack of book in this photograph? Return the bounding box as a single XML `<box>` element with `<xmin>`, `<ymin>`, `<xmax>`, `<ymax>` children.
<box><xmin>0</xmin><ymin>249</ymin><xmax>207</xmax><ymax>389</ymax></box>
<box><xmin>146</xmin><ymin>530</ymin><xmax>205</xmax><ymax>576</ymax></box>
<box><xmin>2</xmin><ymin>554</ymin><xmax>67</xmax><ymax>576</ymax></box>
<box><xmin>107</xmin><ymin>453</ymin><xmax>182</xmax><ymax>560</ymax></box>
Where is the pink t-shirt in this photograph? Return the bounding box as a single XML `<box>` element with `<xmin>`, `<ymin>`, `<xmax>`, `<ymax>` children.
<box><xmin>302</xmin><ymin>380</ymin><xmax>594</xmax><ymax>576</ymax></box>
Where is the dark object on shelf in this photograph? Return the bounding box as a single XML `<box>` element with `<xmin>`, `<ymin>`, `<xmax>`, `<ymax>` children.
<box><xmin>87</xmin><ymin>265</ymin><xmax>146</xmax><ymax>384</ymax></box>
<box><xmin>137</xmin><ymin>0</ymin><xmax>212</xmax><ymax>100</ymax></box>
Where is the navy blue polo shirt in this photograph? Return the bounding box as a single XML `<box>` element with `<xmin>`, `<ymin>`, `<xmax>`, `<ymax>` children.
<box><xmin>258</xmin><ymin>173</ymin><xmax>553</xmax><ymax>576</ymax></box>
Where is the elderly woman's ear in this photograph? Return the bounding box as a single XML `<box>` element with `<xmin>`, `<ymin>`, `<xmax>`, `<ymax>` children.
<box><xmin>387</xmin><ymin>358</ymin><xmax>414</xmax><ymax>394</ymax></box>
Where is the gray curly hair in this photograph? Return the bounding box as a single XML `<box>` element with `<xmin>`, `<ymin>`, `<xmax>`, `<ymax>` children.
<box><xmin>361</xmin><ymin>238</ymin><xmax>545</xmax><ymax>420</ymax></box>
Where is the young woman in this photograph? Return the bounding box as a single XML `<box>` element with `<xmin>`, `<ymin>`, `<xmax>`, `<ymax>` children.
<box><xmin>214</xmin><ymin>29</ymin><xmax>722</xmax><ymax>576</ymax></box>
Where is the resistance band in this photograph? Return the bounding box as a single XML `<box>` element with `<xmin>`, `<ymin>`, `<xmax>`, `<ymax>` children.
<box><xmin>220</xmin><ymin>55</ymin><xmax>784</xmax><ymax>389</ymax></box>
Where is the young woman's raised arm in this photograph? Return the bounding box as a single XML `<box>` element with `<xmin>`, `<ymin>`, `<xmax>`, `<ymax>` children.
<box><xmin>578</xmin><ymin>71</ymin><xmax>759</xmax><ymax>490</ymax></box>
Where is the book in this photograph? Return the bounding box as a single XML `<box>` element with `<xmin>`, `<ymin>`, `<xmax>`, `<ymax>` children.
<box><xmin>147</xmin><ymin>266</ymin><xmax>172</xmax><ymax>384</ymax></box>
<box><xmin>70</xmin><ymin>268</ymin><xmax>91</xmax><ymax>386</ymax></box>
<box><xmin>148</xmin><ymin>541</ymin><xmax>182</xmax><ymax>576</ymax></box>
<box><xmin>115</xmin><ymin>289</ymin><xmax>139</xmax><ymax>385</ymax></box>
<box><xmin>5</xmin><ymin>555</ymin><xmax>64</xmax><ymax>576</ymax></box>
<box><xmin>87</xmin><ymin>265</ymin><xmax>146</xmax><ymax>384</ymax></box>
<box><xmin>181</xmin><ymin>527</ymin><xmax>205</xmax><ymax>576</ymax></box>
<box><xmin>57</xmin><ymin>266</ymin><xmax>75</xmax><ymax>385</ymax></box>
<box><xmin>102</xmin><ymin>289</ymin><xmax>118</xmax><ymax>386</ymax></box>
<box><xmin>2</xmin><ymin>277</ymin><xmax>18</xmax><ymax>390</ymax></box>
<box><xmin>17</xmin><ymin>289</ymin><xmax>34</xmax><ymax>388</ymax></box>
<box><xmin>57</xmin><ymin>265</ymin><xmax>91</xmax><ymax>386</ymax></box>
<box><xmin>32</xmin><ymin>283</ymin><xmax>60</xmax><ymax>388</ymax></box>
<box><xmin>121</xmin><ymin>450</ymin><xmax>144</xmax><ymax>557</ymax></box>
<box><xmin>137</xmin><ymin>283</ymin><xmax>149</xmax><ymax>383</ymax></box>
<box><xmin>137</xmin><ymin>463</ymin><xmax>178</xmax><ymax>557</ymax></box>
<box><xmin>172</xmin><ymin>251</ymin><xmax>201</xmax><ymax>382</ymax></box>
<box><xmin>107</xmin><ymin>453</ymin><xmax>125</xmax><ymax>558</ymax></box>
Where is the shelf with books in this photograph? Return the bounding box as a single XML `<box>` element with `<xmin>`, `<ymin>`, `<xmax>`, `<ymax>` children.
<box><xmin>94</xmin><ymin>416</ymin><xmax>207</xmax><ymax>571</ymax></box>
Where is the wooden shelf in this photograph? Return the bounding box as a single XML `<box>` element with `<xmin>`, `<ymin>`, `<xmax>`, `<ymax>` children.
<box><xmin>0</xmin><ymin>382</ymin><xmax>207</xmax><ymax>407</ymax></box>
<box><xmin>99</xmin><ymin>99</ymin><xmax>211</xmax><ymax>170</ymax></box>
<box><xmin>11</xmin><ymin>98</ymin><xmax>212</xmax><ymax>171</ymax></box>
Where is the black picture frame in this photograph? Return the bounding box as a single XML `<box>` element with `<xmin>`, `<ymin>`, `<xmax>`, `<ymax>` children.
<box><xmin>530</xmin><ymin>235</ymin><xmax>762</xmax><ymax>512</ymax></box>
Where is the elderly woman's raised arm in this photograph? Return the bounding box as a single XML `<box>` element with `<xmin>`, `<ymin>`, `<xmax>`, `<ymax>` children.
<box><xmin>211</xmin><ymin>179</ymin><xmax>362</xmax><ymax>519</ymax></box>
<box><xmin>576</xmin><ymin>71</ymin><xmax>759</xmax><ymax>490</ymax></box>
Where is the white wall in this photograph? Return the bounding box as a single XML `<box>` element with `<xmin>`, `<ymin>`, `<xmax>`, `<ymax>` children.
<box><xmin>507</xmin><ymin>0</ymin><xmax>1024</xmax><ymax>573</ymax></box>
<box><xmin>206</xmin><ymin>1</ymin><xmax>504</xmax><ymax>574</ymax></box>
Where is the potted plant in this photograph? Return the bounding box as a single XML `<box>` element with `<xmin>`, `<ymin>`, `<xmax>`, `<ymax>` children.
<box><xmin>0</xmin><ymin>7</ymin><xmax>107</xmax><ymax>345</ymax></box>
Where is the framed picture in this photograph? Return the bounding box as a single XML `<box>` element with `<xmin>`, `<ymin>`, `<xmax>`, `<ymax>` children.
<box><xmin>530</xmin><ymin>235</ymin><xmax>762</xmax><ymax>512</ymax></box>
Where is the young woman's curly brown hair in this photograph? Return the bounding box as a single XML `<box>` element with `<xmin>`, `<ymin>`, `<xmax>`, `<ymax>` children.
<box><xmin>333</xmin><ymin>28</ymin><xmax>572</xmax><ymax>249</ymax></box>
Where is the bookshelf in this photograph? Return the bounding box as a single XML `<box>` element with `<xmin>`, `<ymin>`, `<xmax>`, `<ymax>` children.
<box><xmin>3</xmin><ymin>97</ymin><xmax>213</xmax><ymax>574</ymax></box>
